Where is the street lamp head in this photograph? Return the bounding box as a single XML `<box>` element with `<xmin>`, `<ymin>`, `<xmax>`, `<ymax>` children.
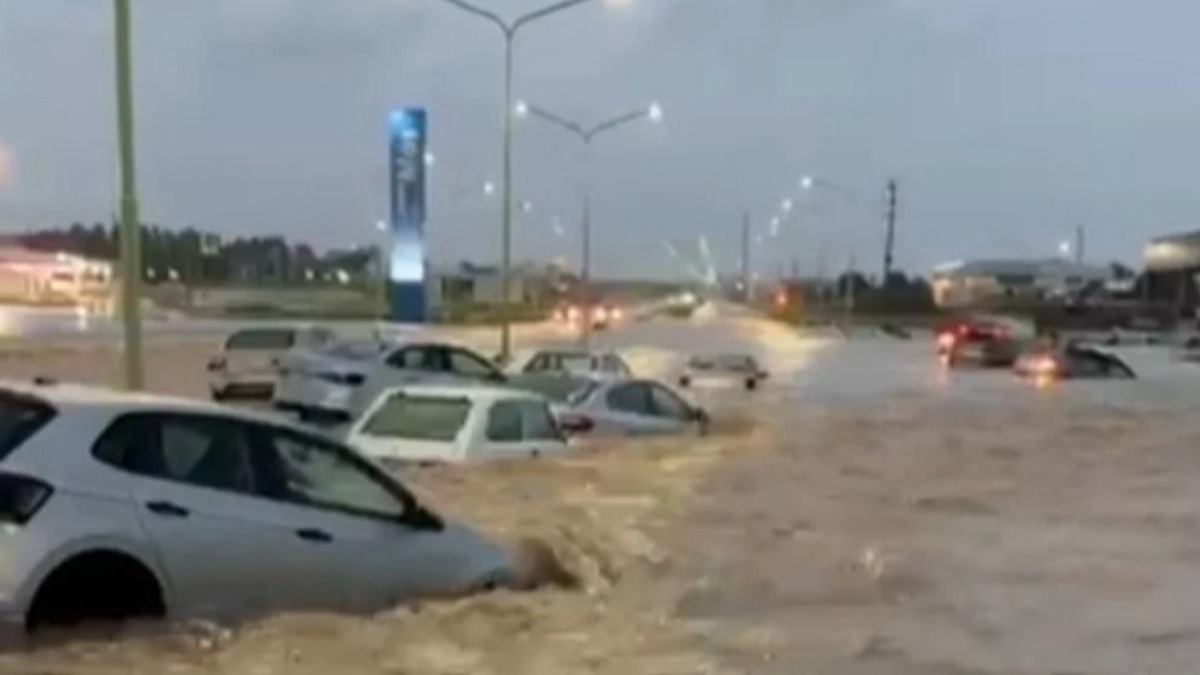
<box><xmin>514</xmin><ymin>100</ymin><xmax>529</xmax><ymax>118</ymax></box>
<box><xmin>647</xmin><ymin>102</ymin><xmax>664</xmax><ymax>123</ymax></box>
<box><xmin>483</xmin><ymin>181</ymin><xmax>496</xmax><ymax>196</ymax></box>
<box><xmin>781</xmin><ymin>198</ymin><xmax>794</xmax><ymax>212</ymax></box>
<box><xmin>374</xmin><ymin>219</ymin><xmax>388</xmax><ymax>233</ymax></box>
<box><xmin>424</xmin><ymin>151</ymin><xmax>436</xmax><ymax>167</ymax></box>
<box><xmin>799</xmin><ymin>175</ymin><xmax>814</xmax><ymax>190</ymax></box>
<box><xmin>520</xmin><ymin>200</ymin><xmax>534</xmax><ymax>213</ymax></box>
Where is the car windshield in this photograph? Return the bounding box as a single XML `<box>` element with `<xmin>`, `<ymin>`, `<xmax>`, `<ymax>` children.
<box><xmin>507</xmin><ymin>373</ymin><xmax>598</xmax><ymax>405</ymax></box>
<box><xmin>358</xmin><ymin>394</ymin><xmax>470</xmax><ymax>442</ymax></box>
<box><xmin>225</xmin><ymin>329</ymin><xmax>295</xmax><ymax>351</ymax></box>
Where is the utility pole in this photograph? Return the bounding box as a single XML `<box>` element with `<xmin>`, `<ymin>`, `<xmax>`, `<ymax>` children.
<box><xmin>883</xmin><ymin>178</ymin><xmax>898</xmax><ymax>283</ymax></box>
<box><xmin>1074</xmin><ymin>224</ymin><xmax>1085</xmax><ymax>265</ymax></box>
<box><xmin>740</xmin><ymin>211</ymin><xmax>751</xmax><ymax>303</ymax></box>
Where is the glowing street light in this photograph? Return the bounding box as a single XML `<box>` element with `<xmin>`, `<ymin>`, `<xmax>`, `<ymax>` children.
<box><xmin>516</xmin><ymin>98</ymin><xmax>663</xmax><ymax>347</ymax></box>
<box><xmin>428</xmin><ymin>0</ymin><xmax>632</xmax><ymax>360</ymax></box>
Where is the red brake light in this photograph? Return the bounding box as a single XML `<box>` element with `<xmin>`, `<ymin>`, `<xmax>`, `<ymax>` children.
<box><xmin>558</xmin><ymin>413</ymin><xmax>595</xmax><ymax>434</ymax></box>
<box><xmin>0</xmin><ymin>473</ymin><xmax>53</xmax><ymax>525</ymax></box>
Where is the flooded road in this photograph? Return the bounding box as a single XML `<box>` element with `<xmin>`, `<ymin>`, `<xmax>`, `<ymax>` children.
<box><xmin>678</xmin><ymin>336</ymin><xmax>1200</xmax><ymax>674</ymax></box>
<box><xmin>7</xmin><ymin>315</ymin><xmax>1200</xmax><ymax>674</ymax></box>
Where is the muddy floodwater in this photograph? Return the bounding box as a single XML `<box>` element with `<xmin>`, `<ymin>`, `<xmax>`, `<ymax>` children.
<box><xmin>5</xmin><ymin>322</ymin><xmax>1200</xmax><ymax>674</ymax></box>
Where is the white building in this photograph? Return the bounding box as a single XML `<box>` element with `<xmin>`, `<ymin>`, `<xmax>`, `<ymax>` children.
<box><xmin>426</xmin><ymin>262</ymin><xmax>571</xmax><ymax>308</ymax></box>
<box><xmin>930</xmin><ymin>258</ymin><xmax>1113</xmax><ymax>308</ymax></box>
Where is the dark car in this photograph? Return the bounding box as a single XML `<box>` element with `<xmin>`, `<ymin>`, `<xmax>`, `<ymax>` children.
<box><xmin>1014</xmin><ymin>341</ymin><xmax>1136</xmax><ymax>380</ymax></box>
<box><xmin>935</xmin><ymin>320</ymin><xmax>1022</xmax><ymax>368</ymax></box>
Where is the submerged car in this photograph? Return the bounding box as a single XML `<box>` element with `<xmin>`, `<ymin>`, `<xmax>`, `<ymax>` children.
<box><xmin>1013</xmin><ymin>341</ymin><xmax>1136</xmax><ymax>380</ymax></box>
<box><xmin>935</xmin><ymin>319</ymin><xmax>1023</xmax><ymax>368</ymax></box>
<box><xmin>207</xmin><ymin>326</ymin><xmax>337</xmax><ymax>401</ymax></box>
<box><xmin>273</xmin><ymin>339</ymin><xmax>506</xmax><ymax>422</ymax></box>
<box><xmin>345</xmin><ymin>384</ymin><xmax>571</xmax><ymax>466</ymax></box>
<box><xmin>546</xmin><ymin>375</ymin><xmax>710</xmax><ymax>438</ymax></box>
<box><xmin>678</xmin><ymin>353</ymin><xmax>768</xmax><ymax>390</ymax></box>
<box><xmin>503</xmin><ymin>348</ymin><xmax>632</xmax><ymax>378</ymax></box>
<box><xmin>0</xmin><ymin>379</ymin><xmax>515</xmax><ymax>633</ymax></box>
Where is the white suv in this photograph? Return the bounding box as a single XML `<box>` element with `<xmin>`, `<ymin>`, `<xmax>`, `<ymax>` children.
<box><xmin>0</xmin><ymin>379</ymin><xmax>514</xmax><ymax>633</ymax></box>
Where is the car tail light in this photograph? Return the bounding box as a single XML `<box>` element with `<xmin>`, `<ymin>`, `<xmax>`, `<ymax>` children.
<box><xmin>558</xmin><ymin>413</ymin><xmax>595</xmax><ymax>434</ymax></box>
<box><xmin>207</xmin><ymin>357</ymin><xmax>226</xmax><ymax>372</ymax></box>
<box><xmin>936</xmin><ymin>332</ymin><xmax>956</xmax><ymax>350</ymax></box>
<box><xmin>0</xmin><ymin>473</ymin><xmax>53</xmax><ymax>525</ymax></box>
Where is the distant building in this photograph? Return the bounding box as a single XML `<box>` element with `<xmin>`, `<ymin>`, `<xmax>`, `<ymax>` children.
<box><xmin>1142</xmin><ymin>229</ymin><xmax>1200</xmax><ymax>308</ymax></box>
<box><xmin>0</xmin><ymin>247</ymin><xmax>113</xmax><ymax>309</ymax></box>
<box><xmin>426</xmin><ymin>261</ymin><xmax>571</xmax><ymax>307</ymax></box>
<box><xmin>930</xmin><ymin>258</ymin><xmax>1113</xmax><ymax>308</ymax></box>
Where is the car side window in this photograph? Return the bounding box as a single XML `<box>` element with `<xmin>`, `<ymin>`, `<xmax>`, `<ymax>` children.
<box><xmin>386</xmin><ymin>346</ymin><xmax>444</xmax><ymax>371</ymax></box>
<box><xmin>256</xmin><ymin>427</ymin><xmax>408</xmax><ymax>520</ymax></box>
<box><xmin>606</xmin><ymin>383</ymin><xmax>652</xmax><ymax>415</ymax></box>
<box><xmin>485</xmin><ymin>401</ymin><xmax>524</xmax><ymax>442</ymax></box>
<box><xmin>92</xmin><ymin>413</ymin><xmax>257</xmax><ymax>495</ymax></box>
<box><xmin>648</xmin><ymin>384</ymin><xmax>693</xmax><ymax>421</ymax></box>
<box><xmin>524</xmin><ymin>354</ymin><xmax>550</xmax><ymax>373</ymax></box>
<box><xmin>521</xmin><ymin>400</ymin><xmax>564</xmax><ymax>441</ymax></box>
<box><xmin>448</xmin><ymin>347</ymin><xmax>500</xmax><ymax>379</ymax></box>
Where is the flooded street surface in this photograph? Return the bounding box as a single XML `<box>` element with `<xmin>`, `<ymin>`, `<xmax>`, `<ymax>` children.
<box><xmin>678</xmin><ymin>338</ymin><xmax>1200</xmax><ymax>674</ymax></box>
<box><xmin>6</xmin><ymin>317</ymin><xmax>1200</xmax><ymax>674</ymax></box>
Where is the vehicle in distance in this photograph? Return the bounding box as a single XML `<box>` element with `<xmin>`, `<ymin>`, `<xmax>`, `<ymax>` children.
<box><xmin>0</xmin><ymin>379</ymin><xmax>515</xmax><ymax>633</ymax></box>
<box><xmin>273</xmin><ymin>339</ymin><xmax>506</xmax><ymax>423</ymax></box>
<box><xmin>503</xmin><ymin>348</ymin><xmax>632</xmax><ymax>378</ymax></box>
<box><xmin>935</xmin><ymin>319</ymin><xmax>1023</xmax><ymax>368</ymax></box>
<box><xmin>678</xmin><ymin>353</ymin><xmax>768</xmax><ymax>390</ymax></box>
<box><xmin>547</xmin><ymin>375</ymin><xmax>710</xmax><ymax>437</ymax></box>
<box><xmin>1013</xmin><ymin>341</ymin><xmax>1136</xmax><ymax>380</ymax></box>
<box><xmin>345</xmin><ymin>384</ymin><xmax>570</xmax><ymax>467</ymax></box>
<box><xmin>553</xmin><ymin>302</ymin><xmax>624</xmax><ymax>331</ymax></box>
<box><xmin>207</xmin><ymin>326</ymin><xmax>337</xmax><ymax>401</ymax></box>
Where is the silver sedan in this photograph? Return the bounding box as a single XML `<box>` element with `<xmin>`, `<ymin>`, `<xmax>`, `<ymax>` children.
<box><xmin>515</xmin><ymin>374</ymin><xmax>709</xmax><ymax>437</ymax></box>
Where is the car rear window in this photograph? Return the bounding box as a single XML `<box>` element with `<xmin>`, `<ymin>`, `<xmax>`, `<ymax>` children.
<box><xmin>0</xmin><ymin>390</ymin><xmax>56</xmax><ymax>462</ymax></box>
<box><xmin>359</xmin><ymin>394</ymin><xmax>470</xmax><ymax>442</ymax></box>
<box><xmin>225</xmin><ymin>329</ymin><xmax>296</xmax><ymax>351</ymax></box>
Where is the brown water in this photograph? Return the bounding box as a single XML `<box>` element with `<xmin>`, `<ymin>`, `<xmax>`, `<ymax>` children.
<box><xmin>6</xmin><ymin>321</ymin><xmax>1200</xmax><ymax>674</ymax></box>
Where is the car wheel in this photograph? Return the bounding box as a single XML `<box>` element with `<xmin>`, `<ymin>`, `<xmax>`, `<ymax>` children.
<box><xmin>745</xmin><ymin>378</ymin><xmax>757</xmax><ymax>391</ymax></box>
<box><xmin>679</xmin><ymin>377</ymin><xmax>690</xmax><ymax>388</ymax></box>
<box><xmin>210</xmin><ymin>388</ymin><xmax>227</xmax><ymax>402</ymax></box>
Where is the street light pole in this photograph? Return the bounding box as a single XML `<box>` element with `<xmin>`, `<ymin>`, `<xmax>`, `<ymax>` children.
<box><xmin>431</xmin><ymin>0</ymin><xmax>603</xmax><ymax>361</ymax></box>
<box><xmin>113</xmin><ymin>0</ymin><xmax>144</xmax><ymax>390</ymax></box>
<box><xmin>515</xmin><ymin>101</ymin><xmax>662</xmax><ymax>349</ymax></box>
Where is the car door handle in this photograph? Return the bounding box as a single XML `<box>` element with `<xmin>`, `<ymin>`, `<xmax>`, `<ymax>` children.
<box><xmin>295</xmin><ymin>528</ymin><xmax>333</xmax><ymax>543</ymax></box>
<box><xmin>145</xmin><ymin>500</ymin><xmax>190</xmax><ymax>518</ymax></box>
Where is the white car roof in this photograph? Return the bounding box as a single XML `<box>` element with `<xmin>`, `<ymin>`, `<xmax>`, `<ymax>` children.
<box><xmin>0</xmin><ymin>378</ymin><xmax>308</xmax><ymax>428</ymax></box>
<box><xmin>370</xmin><ymin>382</ymin><xmax>545</xmax><ymax>403</ymax></box>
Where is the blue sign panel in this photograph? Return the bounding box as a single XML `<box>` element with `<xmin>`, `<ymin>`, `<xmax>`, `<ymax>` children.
<box><xmin>387</xmin><ymin>108</ymin><xmax>428</xmax><ymax>323</ymax></box>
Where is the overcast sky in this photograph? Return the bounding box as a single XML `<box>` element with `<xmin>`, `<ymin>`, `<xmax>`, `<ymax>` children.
<box><xmin>2</xmin><ymin>0</ymin><xmax>1199</xmax><ymax>279</ymax></box>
